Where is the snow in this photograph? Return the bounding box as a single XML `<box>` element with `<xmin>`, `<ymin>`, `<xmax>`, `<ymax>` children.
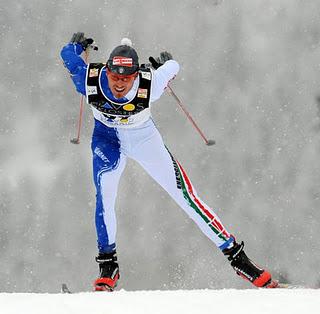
<box><xmin>0</xmin><ymin>289</ymin><xmax>319</xmax><ymax>314</ymax></box>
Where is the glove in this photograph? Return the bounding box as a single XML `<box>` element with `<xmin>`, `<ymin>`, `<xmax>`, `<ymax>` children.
<box><xmin>70</xmin><ymin>32</ymin><xmax>94</xmax><ymax>51</ymax></box>
<box><xmin>149</xmin><ymin>51</ymin><xmax>173</xmax><ymax>69</ymax></box>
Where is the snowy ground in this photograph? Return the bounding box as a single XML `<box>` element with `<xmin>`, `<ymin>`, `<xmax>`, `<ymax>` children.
<box><xmin>0</xmin><ymin>289</ymin><xmax>319</xmax><ymax>314</ymax></box>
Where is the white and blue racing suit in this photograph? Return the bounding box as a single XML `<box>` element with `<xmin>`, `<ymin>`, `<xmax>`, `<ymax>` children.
<box><xmin>60</xmin><ymin>43</ymin><xmax>234</xmax><ymax>254</ymax></box>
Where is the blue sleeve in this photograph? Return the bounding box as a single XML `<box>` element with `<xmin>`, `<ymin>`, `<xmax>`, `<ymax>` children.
<box><xmin>60</xmin><ymin>43</ymin><xmax>87</xmax><ymax>96</ymax></box>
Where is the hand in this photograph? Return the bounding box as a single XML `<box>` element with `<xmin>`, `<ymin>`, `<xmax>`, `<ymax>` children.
<box><xmin>149</xmin><ymin>51</ymin><xmax>173</xmax><ymax>69</ymax></box>
<box><xmin>70</xmin><ymin>32</ymin><xmax>94</xmax><ymax>51</ymax></box>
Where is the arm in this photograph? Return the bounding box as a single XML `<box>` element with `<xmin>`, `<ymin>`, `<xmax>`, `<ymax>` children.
<box><xmin>60</xmin><ymin>43</ymin><xmax>87</xmax><ymax>95</ymax></box>
<box><xmin>60</xmin><ymin>33</ymin><xmax>94</xmax><ymax>96</ymax></box>
<box><xmin>150</xmin><ymin>59</ymin><xmax>180</xmax><ymax>102</ymax></box>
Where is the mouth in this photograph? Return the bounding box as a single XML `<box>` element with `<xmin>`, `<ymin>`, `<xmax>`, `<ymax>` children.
<box><xmin>114</xmin><ymin>86</ymin><xmax>125</xmax><ymax>93</ymax></box>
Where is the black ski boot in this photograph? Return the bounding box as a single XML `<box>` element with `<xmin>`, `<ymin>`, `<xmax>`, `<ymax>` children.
<box><xmin>223</xmin><ymin>241</ymin><xmax>278</xmax><ymax>288</ymax></box>
<box><xmin>94</xmin><ymin>251</ymin><xmax>120</xmax><ymax>291</ymax></box>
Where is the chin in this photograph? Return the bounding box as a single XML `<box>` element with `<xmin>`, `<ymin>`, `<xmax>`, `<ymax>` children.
<box><xmin>114</xmin><ymin>92</ymin><xmax>124</xmax><ymax>98</ymax></box>
<box><xmin>111</xmin><ymin>89</ymin><xmax>125</xmax><ymax>99</ymax></box>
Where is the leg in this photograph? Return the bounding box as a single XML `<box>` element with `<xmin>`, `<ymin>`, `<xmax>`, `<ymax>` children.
<box><xmin>130</xmin><ymin>126</ymin><xmax>276</xmax><ymax>288</ymax></box>
<box><xmin>91</xmin><ymin>123</ymin><xmax>127</xmax><ymax>254</ymax></box>
<box><xmin>130</xmin><ymin>127</ymin><xmax>233</xmax><ymax>249</ymax></box>
<box><xmin>91</xmin><ymin>121</ymin><xmax>126</xmax><ymax>291</ymax></box>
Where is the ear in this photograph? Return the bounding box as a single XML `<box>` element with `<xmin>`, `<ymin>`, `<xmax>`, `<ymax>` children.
<box><xmin>130</xmin><ymin>72</ymin><xmax>138</xmax><ymax>80</ymax></box>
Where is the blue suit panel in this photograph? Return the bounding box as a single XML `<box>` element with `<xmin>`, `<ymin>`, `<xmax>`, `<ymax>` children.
<box><xmin>91</xmin><ymin>120</ymin><xmax>123</xmax><ymax>253</ymax></box>
<box><xmin>60</xmin><ymin>43</ymin><xmax>87</xmax><ymax>95</ymax></box>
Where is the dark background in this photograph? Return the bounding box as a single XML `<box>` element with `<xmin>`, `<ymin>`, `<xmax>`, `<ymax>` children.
<box><xmin>1</xmin><ymin>0</ymin><xmax>320</xmax><ymax>292</ymax></box>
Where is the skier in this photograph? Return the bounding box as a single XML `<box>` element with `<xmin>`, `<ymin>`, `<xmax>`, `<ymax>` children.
<box><xmin>60</xmin><ymin>32</ymin><xmax>278</xmax><ymax>291</ymax></box>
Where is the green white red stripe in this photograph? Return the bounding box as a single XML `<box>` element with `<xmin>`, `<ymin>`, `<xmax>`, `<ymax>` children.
<box><xmin>176</xmin><ymin>160</ymin><xmax>230</xmax><ymax>243</ymax></box>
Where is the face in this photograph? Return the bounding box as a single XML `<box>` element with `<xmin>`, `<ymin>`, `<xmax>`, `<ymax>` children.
<box><xmin>106</xmin><ymin>69</ymin><xmax>138</xmax><ymax>99</ymax></box>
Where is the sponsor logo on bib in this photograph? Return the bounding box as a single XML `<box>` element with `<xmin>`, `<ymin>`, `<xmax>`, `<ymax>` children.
<box><xmin>123</xmin><ymin>104</ymin><xmax>135</xmax><ymax>111</ymax></box>
<box><xmin>137</xmin><ymin>88</ymin><xmax>148</xmax><ymax>98</ymax></box>
<box><xmin>141</xmin><ymin>72</ymin><xmax>151</xmax><ymax>80</ymax></box>
<box><xmin>89</xmin><ymin>68</ymin><xmax>99</xmax><ymax>77</ymax></box>
<box><xmin>87</xmin><ymin>86</ymin><xmax>97</xmax><ymax>95</ymax></box>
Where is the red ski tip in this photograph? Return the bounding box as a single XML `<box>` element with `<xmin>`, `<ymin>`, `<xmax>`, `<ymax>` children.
<box><xmin>265</xmin><ymin>280</ymin><xmax>279</xmax><ymax>288</ymax></box>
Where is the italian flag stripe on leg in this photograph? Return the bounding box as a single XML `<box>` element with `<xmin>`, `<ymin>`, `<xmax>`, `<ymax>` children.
<box><xmin>176</xmin><ymin>160</ymin><xmax>230</xmax><ymax>243</ymax></box>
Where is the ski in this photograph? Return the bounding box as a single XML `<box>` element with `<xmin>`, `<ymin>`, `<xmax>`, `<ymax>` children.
<box><xmin>61</xmin><ymin>283</ymin><xmax>114</xmax><ymax>293</ymax></box>
<box><xmin>61</xmin><ymin>282</ymin><xmax>316</xmax><ymax>294</ymax></box>
<box><xmin>61</xmin><ymin>283</ymin><xmax>72</xmax><ymax>294</ymax></box>
<box><xmin>276</xmin><ymin>282</ymin><xmax>314</xmax><ymax>289</ymax></box>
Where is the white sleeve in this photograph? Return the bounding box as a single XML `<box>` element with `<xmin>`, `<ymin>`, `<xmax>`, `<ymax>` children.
<box><xmin>150</xmin><ymin>60</ymin><xmax>180</xmax><ymax>102</ymax></box>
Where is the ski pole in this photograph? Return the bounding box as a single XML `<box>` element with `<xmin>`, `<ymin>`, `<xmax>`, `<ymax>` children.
<box><xmin>166</xmin><ymin>84</ymin><xmax>215</xmax><ymax>146</ymax></box>
<box><xmin>70</xmin><ymin>45</ymin><xmax>97</xmax><ymax>144</ymax></box>
<box><xmin>70</xmin><ymin>87</ymin><xmax>85</xmax><ymax>144</ymax></box>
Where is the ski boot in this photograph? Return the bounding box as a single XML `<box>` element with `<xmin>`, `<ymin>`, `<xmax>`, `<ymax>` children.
<box><xmin>223</xmin><ymin>240</ymin><xmax>278</xmax><ymax>288</ymax></box>
<box><xmin>94</xmin><ymin>251</ymin><xmax>120</xmax><ymax>291</ymax></box>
